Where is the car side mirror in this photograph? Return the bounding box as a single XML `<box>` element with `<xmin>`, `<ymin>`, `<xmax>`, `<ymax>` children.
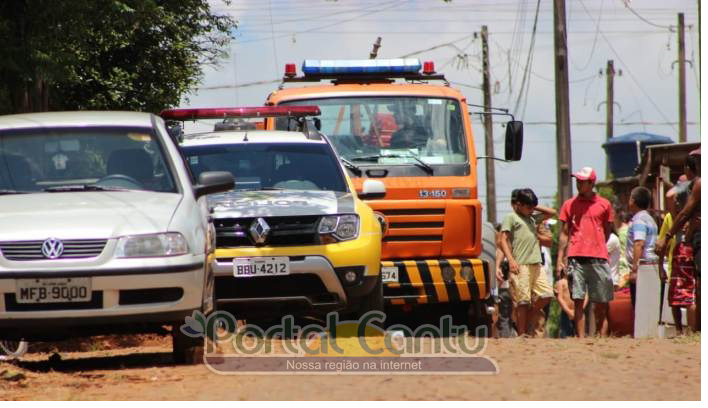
<box><xmin>504</xmin><ymin>120</ymin><xmax>523</xmax><ymax>161</ymax></box>
<box><xmin>358</xmin><ymin>179</ymin><xmax>386</xmax><ymax>200</ymax></box>
<box><xmin>194</xmin><ymin>171</ymin><xmax>234</xmax><ymax>198</ymax></box>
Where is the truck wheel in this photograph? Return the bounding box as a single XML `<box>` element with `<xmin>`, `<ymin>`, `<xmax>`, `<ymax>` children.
<box><xmin>172</xmin><ymin>325</ymin><xmax>204</xmax><ymax>365</ymax></box>
<box><xmin>468</xmin><ymin>300</ymin><xmax>493</xmax><ymax>338</ymax></box>
<box><xmin>0</xmin><ymin>340</ymin><xmax>28</xmax><ymax>359</ymax></box>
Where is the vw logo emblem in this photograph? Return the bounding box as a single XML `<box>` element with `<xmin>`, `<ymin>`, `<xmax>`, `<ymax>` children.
<box><xmin>41</xmin><ymin>237</ymin><xmax>64</xmax><ymax>259</ymax></box>
<box><xmin>249</xmin><ymin>218</ymin><xmax>271</xmax><ymax>245</ymax></box>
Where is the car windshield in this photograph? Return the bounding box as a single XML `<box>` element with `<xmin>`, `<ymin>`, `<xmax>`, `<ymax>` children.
<box><xmin>0</xmin><ymin>127</ymin><xmax>176</xmax><ymax>193</ymax></box>
<box><xmin>182</xmin><ymin>142</ymin><xmax>348</xmax><ymax>192</ymax></box>
<box><xmin>276</xmin><ymin>97</ymin><xmax>467</xmax><ymax>166</ymax></box>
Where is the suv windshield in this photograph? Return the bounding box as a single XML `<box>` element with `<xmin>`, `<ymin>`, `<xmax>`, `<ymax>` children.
<box><xmin>0</xmin><ymin>127</ymin><xmax>176</xmax><ymax>193</ymax></box>
<box><xmin>276</xmin><ymin>97</ymin><xmax>467</xmax><ymax>166</ymax></box>
<box><xmin>182</xmin><ymin>142</ymin><xmax>348</xmax><ymax>192</ymax></box>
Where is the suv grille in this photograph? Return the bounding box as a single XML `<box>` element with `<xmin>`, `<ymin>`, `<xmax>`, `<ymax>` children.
<box><xmin>0</xmin><ymin>239</ymin><xmax>108</xmax><ymax>261</ymax></box>
<box><xmin>214</xmin><ymin>216</ymin><xmax>320</xmax><ymax>247</ymax></box>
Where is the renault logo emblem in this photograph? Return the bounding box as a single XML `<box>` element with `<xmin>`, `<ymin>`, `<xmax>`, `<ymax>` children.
<box><xmin>249</xmin><ymin>218</ymin><xmax>270</xmax><ymax>244</ymax></box>
<box><xmin>41</xmin><ymin>237</ymin><xmax>64</xmax><ymax>259</ymax></box>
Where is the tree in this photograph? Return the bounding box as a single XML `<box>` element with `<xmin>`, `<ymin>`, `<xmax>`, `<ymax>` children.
<box><xmin>0</xmin><ymin>0</ymin><xmax>236</xmax><ymax>114</ymax></box>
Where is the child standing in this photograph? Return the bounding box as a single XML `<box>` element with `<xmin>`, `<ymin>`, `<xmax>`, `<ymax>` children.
<box><xmin>499</xmin><ymin>188</ymin><xmax>556</xmax><ymax>336</ymax></box>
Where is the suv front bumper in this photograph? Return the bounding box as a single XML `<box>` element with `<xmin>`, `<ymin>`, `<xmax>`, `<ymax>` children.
<box><xmin>213</xmin><ymin>256</ymin><xmax>377</xmax><ymax>316</ymax></box>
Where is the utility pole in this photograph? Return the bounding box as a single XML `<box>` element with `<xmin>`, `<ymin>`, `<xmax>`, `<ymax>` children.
<box><xmin>369</xmin><ymin>37</ymin><xmax>382</xmax><ymax>59</ymax></box>
<box><xmin>554</xmin><ymin>0</ymin><xmax>573</xmax><ymax>202</ymax></box>
<box><xmin>605</xmin><ymin>60</ymin><xmax>615</xmax><ymax>177</ymax></box>
<box><xmin>481</xmin><ymin>25</ymin><xmax>497</xmax><ymax>224</ymax></box>
<box><xmin>678</xmin><ymin>13</ymin><xmax>687</xmax><ymax>143</ymax></box>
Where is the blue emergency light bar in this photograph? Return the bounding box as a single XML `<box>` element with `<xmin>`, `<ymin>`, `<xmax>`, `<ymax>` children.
<box><xmin>302</xmin><ymin>59</ymin><xmax>422</xmax><ymax>75</ymax></box>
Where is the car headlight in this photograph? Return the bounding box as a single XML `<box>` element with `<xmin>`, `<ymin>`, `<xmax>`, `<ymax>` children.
<box><xmin>318</xmin><ymin>214</ymin><xmax>360</xmax><ymax>242</ymax></box>
<box><xmin>116</xmin><ymin>232</ymin><xmax>189</xmax><ymax>258</ymax></box>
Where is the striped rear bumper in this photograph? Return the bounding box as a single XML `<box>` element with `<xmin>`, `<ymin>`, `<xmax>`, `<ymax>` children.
<box><xmin>382</xmin><ymin>259</ymin><xmax>490</xmax><ymax>305</ymax></box>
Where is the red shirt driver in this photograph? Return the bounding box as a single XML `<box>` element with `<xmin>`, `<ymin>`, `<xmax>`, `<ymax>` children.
<box><xmin>557</xmin><ymin>167</ymin><xmax>614</xmax><ymax>338</ymax></box>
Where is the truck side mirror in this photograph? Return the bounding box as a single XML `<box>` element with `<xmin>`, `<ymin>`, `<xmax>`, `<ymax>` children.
<box><xmin>358</xmin><ymin>179</ymin><xmax>386</xmax><ymax>200</ymax></box>
<box><xmin>504</xmin><ymin>120</ymin><xmax>523</xmax><ymax>161</ymax></box>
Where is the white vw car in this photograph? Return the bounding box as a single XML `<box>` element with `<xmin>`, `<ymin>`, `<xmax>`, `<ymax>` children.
<box><xmin>0</xmin><ymin>111</ymin><xmax>233</xmax><ymax>363</ymax></box>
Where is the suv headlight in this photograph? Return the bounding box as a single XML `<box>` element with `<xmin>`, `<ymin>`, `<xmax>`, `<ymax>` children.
<box><xmin>116</xmin><ymin>232</ymin><xmax>189</xmax><ymax>258</ymax></box>
<box><xmin>318</xmin><ymin>214</ymin><xmax>360</xmax><ymax>242</ymax></box>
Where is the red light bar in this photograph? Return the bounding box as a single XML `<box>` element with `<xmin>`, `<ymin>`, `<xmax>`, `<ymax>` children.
<box><xmin>284</xmin><ymin>63</ymin><xmax>297</xmax><ymax>78</ymax></box>
<box><xmin>422</xmin><ymin>60</ymin><xmax>435</xmax><ymax>75</ymax></box>
<box><xmin>160</xmin><ymin>106</ymin><xmax>320</xmax><ymax>120</ymax></box>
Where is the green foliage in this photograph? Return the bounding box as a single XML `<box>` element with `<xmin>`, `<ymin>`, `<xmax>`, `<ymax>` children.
<box><xmin>597</xmin><ymin>184</ymin><xmax>617</xmax><ymax>206</ymax></box>
<box><xmin>0</xmin><ymin>0</ymin><xmax>237</xmax><ymax>114</ymax></box>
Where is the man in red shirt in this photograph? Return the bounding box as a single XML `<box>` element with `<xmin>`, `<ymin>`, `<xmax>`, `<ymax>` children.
<box><xmin>556</xmin><ymin>167</ymin><xmax>614</xmax><ymax>337</ymax></box>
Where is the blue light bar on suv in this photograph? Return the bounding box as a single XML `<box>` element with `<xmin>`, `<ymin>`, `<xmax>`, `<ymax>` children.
<box><xmin>302</xmin><ymin>59</ymin><xmax>422</xmax><ymax>75</ymax></box>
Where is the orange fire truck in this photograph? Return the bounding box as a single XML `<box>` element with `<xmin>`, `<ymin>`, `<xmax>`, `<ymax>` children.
<box><xmin>265</xmin><ymin>59</ymin><xmax>522</xmax><ymax>330</ymax></box>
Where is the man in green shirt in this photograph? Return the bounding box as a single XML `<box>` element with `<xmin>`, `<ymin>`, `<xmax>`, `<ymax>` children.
<box><xmin>500</xmin><ymin>188</ymin><xmax>556</xmax><ymax>336</ymax></box>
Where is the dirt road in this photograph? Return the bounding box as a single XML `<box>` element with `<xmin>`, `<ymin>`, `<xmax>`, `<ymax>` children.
<box><xmin>0</xmin><ymin>333</ymin><xmax>700</xmax><ymax>400</ymax></box>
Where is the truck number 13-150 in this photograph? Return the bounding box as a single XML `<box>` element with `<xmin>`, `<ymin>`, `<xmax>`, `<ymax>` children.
<box><xmin>419</xmin><ymin>189</ymin><xmax>447</xmax><ymax>198</ymax></box>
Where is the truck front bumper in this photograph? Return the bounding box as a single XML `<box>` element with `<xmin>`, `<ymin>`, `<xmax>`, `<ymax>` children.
<box><xmin>382</xmin><ymin>258</ymin><xmax>490</xmax><ymax>306</ymax></box>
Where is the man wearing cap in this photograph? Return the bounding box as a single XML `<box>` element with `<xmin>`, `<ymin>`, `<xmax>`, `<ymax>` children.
<box><xmin>556</xmin><ymin>167</ymin><xmax>614</xmax><ymax>337</ymax></box>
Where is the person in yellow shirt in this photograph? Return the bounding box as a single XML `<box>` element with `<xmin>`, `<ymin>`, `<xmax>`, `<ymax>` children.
<box><xmin>658</xmin><ymin>212</ymin><xmax>676</xmax><ymax>282</ymax></box>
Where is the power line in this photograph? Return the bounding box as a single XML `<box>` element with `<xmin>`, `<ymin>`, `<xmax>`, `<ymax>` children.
<box><xmin>494</xmin><ymin>36</ymin><xmax>597</xmax><ymax>83</ymax></box>
<box><xmin>399</xmin><ymin>33</ymin><xmax>477</xmax><ymax>58</ymax></box>
<box><xmin>570</xmin><ymin>0</ymin><xmax>604</xmax><ymax>71</ymax></box>
<box><xmin>577</xmin><ymin>0</ymin><xmax>678</xmax><ymax>134</ymax></box>
<box><xmin>239</xmin><ymin>3</ymin><xmax>399</xmax><ymax>28</ymax></box>
<box><xmin>268</xmin><ymin>0</ymin><xmax>279</xmax><ymax>78</ymax></box>
<box><xmin>233</xmin><ymin>1</ymin><xmax>405</xmax><ymax>44</ymax></box>
<box><xmin>197</xmin><ymin>79</ymin><xmax>281</xmax><ymax>90</ymax></box>
<box><xmin>621</xmin><ymin>0</ymin><xmax>673</xmax><ymax>30</ymax></box>
<box><xmin>512</xmin><ymin>0</ymin><xmax>541</xmax><ymax>118</ymax></box>
<box><xmin>506</xmin><ymin>0</ymin><xmax>528</xmax><ymax>102</ymax></box>
<box><xmin>236</xmin><ymin>29</ymin><xmax>681</xmax><ymax>35</ymax></box>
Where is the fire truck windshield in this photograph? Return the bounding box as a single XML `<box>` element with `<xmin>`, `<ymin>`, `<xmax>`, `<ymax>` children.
<box><xmin>276</xmin><ymin>97</ymin><xmax>467</xmax><ymax>167</ymax></box>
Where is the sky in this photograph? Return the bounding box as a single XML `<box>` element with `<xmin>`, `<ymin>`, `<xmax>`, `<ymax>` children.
<box><xmin>181</xmin><ymin>0</ymin><xmax>701</xmax><ymax>221</ymax></box>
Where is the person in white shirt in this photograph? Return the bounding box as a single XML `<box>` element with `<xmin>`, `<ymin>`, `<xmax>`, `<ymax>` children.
<box><xmin>607</xmin><ymin>232</ymin><xmax>621</xmax><ymax>290</ymax></box>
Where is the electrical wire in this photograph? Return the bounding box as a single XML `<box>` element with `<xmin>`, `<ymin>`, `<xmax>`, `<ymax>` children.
<box><xmin>512</xmin><ymin>0</ymin><xmax>541</xmax><ymax>118</ymax></box>
<box><xmin>570</xmin><ymin>0</ymin><xmax>604</xmax><ymax>71</ymax></box>
<box><xmin>507</xmin><ymin>0</ymin><xmax>529</xmax><ymax>104</ymax></box>
<box><xmin>687</xmin><ymin>25</ymin><xmax>700</xmax><ymax>89</ymax></box>
<box><xmin>399</xmin><ymin>33</ymin><xmax>478</xmax><ymax>58</ymax></box>
<box><xmin>578</xmin><ymin>0</ymin><xmax>677</xmax><ymax>133</ymax></box>
<box><xmin>621</xmin><ymin>0</ymin><xmax>673</xmax><ymax>30</ymax></box>
<box><xmin>234</xmin><ymin>0</ymin><xmax>405</xmax><ymax>45</ymax></box>
<box><xmin>268</xmin><ymin>0</ymin><xmax>279</xmax><ymax>78</ymax></box>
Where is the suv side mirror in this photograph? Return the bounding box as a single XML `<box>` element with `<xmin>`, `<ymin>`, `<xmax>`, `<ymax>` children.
<box><xmin>194</xmin><ymin>171</ymin><xmax>234</xmax><ymax>198</ymax></box>
<box><xmin>358</xmin><ymin>179</ymin><xmax>386</xmax><ymax>200</ymax></box>
<box><xmin>504</xmin><ymin>120</ymin><xmax>523</xmax><ymax>161</ymax></box>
